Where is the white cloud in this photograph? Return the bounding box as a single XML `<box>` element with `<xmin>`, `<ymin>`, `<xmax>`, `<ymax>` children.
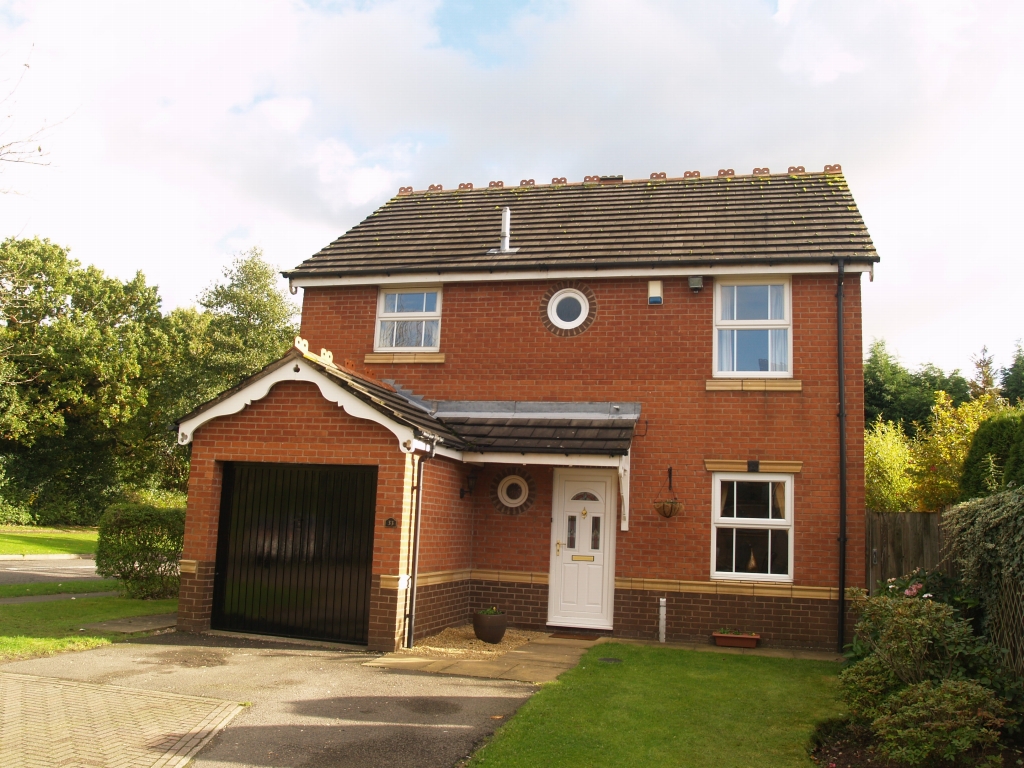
<box><xmin>0</xmin><ymin>0</ymin><xmax>1021</xmax><ymax>373</ymax></box>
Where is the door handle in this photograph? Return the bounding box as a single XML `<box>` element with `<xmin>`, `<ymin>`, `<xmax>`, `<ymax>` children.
<box><xmin>556</xmin><ymin>540</ymin><xmax>562</xmax><ymax>556</ymax></box>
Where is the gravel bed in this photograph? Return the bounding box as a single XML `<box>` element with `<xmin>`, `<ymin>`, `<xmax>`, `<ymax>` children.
<box><xmin>397</xmin><ymin>624</ymin><xmax>550</xmax><ymax>660</ymax></box>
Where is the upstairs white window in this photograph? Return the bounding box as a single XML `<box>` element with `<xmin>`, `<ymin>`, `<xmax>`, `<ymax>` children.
<box><xmin>375</xmin><ymin>287</ymin><xmax>442</xmax><ymax>351</ymax></box>
<box><xmin>714</xmin><ymin>279</ymin><xmax>791</xmax><ymax>376</ymax></box>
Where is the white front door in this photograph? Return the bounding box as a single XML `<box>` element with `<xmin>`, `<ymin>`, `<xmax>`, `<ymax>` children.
<box><xmin>547</xmin><ymin>469</ymin><xmax>616</xmax><ymax>630</ymax></box>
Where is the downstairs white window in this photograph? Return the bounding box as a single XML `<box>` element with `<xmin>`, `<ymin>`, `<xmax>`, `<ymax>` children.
<box><xmin>375</xmin><ymin>287</ymin><xmax>442</xmax><ymax>351</ymax></box>
<box><xmin>712</xmin><ymin>473</ymin><xmax>793</xmax><ymax>581</ymax></box>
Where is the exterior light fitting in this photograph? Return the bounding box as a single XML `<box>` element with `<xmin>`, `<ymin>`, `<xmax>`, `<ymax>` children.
<box><xmin>689</xmin><ymin>276</ymin><xmax>704</xmax><ymax>294</ymax></box>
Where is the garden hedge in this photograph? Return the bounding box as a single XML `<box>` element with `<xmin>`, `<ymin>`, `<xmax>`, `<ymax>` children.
<box><xmin>960</xmin><ymin>411</ymin><xmax>1024</xmax><ymax>500</ymax></box>
<box><xmin>95</xmin><ymin>502</ymin><xmax>185</xmax><ymax>599</ymax></box>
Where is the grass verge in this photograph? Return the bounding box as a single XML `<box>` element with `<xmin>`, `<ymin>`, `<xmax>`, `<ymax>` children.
<box><xmin>0</xmin><ymin>527</ymin><xmax>98</xmax><ymax>555</ymax></box>
<box><xmin>0</xmin><ymin>595</ymin><xmax>176</xmax><ymax>661</ymax></box>
<box><xmin>0</xmin><ymin>580</ymin><xmax>120</xmax><ymax>599</ymax></box>
<box><xmin>468</xmin><ymin>643</ymin><xmax>843</xmax><ymax>768</ymax></box>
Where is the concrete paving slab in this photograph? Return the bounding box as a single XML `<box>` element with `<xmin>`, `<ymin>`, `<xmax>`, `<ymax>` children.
<box><xmin>496</xmin><ymin>663</ymin><xmax>566</xmax><ymax>683</ymax></box>
<box><xmin>1</xmin><ymin>632</ymin><xmax>536</xmax><ymax>768</ymax></box>
<box><xmin>366</xmin><ymin>635</ymin><xmax>592</xmax><ymax>684</ymax></box>
<box><xmin>82</xmin><ymin>613</ymin><xmax>178</xmax><ymax>633</ymax></box>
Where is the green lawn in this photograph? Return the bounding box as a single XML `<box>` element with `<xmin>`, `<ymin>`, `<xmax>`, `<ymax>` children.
<box><xmin>0</xmin><ymin>528</ymin><xmax>98</xmax><ymax>555</ymax></box>
<box><xmin>0</xmin><ymin>580</ymin><xmax>120</xmax><ymax>599</ymax></box>
<box><xmin>468</xmin><ymin>644</ymin><xmax>844</xmax><ymax>768</ymax></box>
<box><xmin>0</xmin><ymin>595</ymin><xmax>177</xmax><ymax>661</ymax></box>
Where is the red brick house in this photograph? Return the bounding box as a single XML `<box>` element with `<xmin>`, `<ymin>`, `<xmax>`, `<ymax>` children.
<box><xmin>176</xmin><ymin>167</ymin><xmax>876</xmax><ymax>652</ymax></box>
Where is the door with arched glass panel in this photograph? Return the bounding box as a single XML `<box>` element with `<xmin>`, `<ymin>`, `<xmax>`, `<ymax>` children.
<box><xmin>548</xmin><ymin>469</ymin><xmax>617</xmax><ymax>630</ymax></box>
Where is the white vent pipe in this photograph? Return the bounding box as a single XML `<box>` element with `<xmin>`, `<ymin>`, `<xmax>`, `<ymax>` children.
<box><xmin>500</xmin><ymin>207</ymin><xmax>511</xmax><ymax>252</ymax></box>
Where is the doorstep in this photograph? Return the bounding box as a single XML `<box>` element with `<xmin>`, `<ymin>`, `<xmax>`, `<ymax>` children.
<box><xmin>365</xmin><ymin>635</ymin><xmax>598</xmax><ymax>683</ymax></box>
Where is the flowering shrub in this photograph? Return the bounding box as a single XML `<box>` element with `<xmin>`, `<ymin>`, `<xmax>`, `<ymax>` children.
<box><xmin>882</xmin><ymin>567</ymin><xmax>980</xmax><ymax>625</ymax></box>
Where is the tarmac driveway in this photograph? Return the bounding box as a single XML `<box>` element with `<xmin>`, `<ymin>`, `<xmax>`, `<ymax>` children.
<box><xmin>1</xmin><ymin>632</ymin><xmax>536</xmax><ymax>768</ymax></box>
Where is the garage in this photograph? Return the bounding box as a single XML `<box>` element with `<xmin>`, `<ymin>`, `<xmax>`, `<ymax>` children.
<box><xmin>211</xmin><ymin>462</ymin><xmax>378</xmax><ymax>644</ymax></box>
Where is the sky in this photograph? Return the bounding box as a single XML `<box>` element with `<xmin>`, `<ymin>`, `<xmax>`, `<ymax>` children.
<box><xmin>1</xmin><ymin>0</ymin><xmax>1021</xmax><ymax>377</ymax></box>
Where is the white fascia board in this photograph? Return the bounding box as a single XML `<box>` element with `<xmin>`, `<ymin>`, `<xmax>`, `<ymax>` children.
<box><xmin>177</xmin><ymin>359</ymin><xmax>418</xmax><ymax>452</ymax></box>
<box><xmin>460</xmin><ymin>452</ymin><xmax>622</xmax><ymax>467</ymax></box>
<box><xmin>289</xmin><ymin>262</ymin><xmax>872</xmax><ymax>289</ymax></box>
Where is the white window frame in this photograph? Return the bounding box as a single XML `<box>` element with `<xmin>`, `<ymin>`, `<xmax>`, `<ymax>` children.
<box><xmin>710</xmin><ymin>472</ymin><xmax>794</xmax><ymax>583</ymax></box>
<box><xmin>374</xmin><ymin>286</ymin><xmax>442</xmax><ymax>352</ymax></box>
<box><xmin>712</xmin><ymin>276</ymin><xmax>792</xmax><ymax>378</ymax></box>
<box><xmin>547</xmin><ymin>287</ymin><xmax>591</xmax><ymax>330</ymax></box>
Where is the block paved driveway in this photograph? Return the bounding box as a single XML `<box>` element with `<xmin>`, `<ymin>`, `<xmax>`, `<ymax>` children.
<box><xmin>1</xmin><ymin>633</ymin><xmax>535</xmax><ymax>768</ymax></box>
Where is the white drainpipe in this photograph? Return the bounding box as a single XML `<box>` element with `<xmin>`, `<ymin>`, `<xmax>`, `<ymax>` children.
<box><xmin>659</xmin><ymin>598</ymin><xmax>667</xmax><ymax>643</ymax></box>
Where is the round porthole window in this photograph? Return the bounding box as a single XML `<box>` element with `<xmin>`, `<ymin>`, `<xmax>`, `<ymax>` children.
<box><xmin>547</xmin><ymin>288</ymin><xmax>590</xmax><ymax>330</ymax></box>
<box><xmin>497</xmin><ymin>475</ymin><xmax>528</xmax><ymax>508</ymax></box>
<box><xmin>490</xmin><ymin>468</ymin><xmax>536</xmax><ymax>515</ymax></box>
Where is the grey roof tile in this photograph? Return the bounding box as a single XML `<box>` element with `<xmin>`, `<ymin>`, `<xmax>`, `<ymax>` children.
<box><xmin>286</xmin><ymin>172</ymin><xmax>877</xmax><ymax>278</ymax></box>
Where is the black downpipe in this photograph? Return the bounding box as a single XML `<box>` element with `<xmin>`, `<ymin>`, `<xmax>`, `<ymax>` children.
<box><xmin>405</xmin><ymin>446</ymin><xmax>434</xmax><ymax>648</ymax></box>
<box><xmin>836</xmin><ymin>259</ymin><xmax>849</xmax><ymax>652</ymax></box>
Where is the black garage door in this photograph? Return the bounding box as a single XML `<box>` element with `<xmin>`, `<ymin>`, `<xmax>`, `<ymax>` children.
<box><xmin>212</xmin><ymin>462</ymin><xmax>377</xmax><ymax>644</ymax></box>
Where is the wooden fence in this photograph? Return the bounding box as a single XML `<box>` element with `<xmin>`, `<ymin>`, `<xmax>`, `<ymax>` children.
<box><xmin>864</xmin><ymin>509</ymin><xmax>1022</xmax><ymax>674</ymax></box>
<box><xmin>865</xmin><ymin>510</ymin><xmax>946</xmax><ymax>594</ymax></box>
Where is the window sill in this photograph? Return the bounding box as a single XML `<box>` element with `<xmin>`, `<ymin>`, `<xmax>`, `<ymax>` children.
<box><xmin>704</xmin><ymin>459</ymin><xmax>803</xmax><ymax>473</ymax></box>
<box><xmin>711</xmin><ymin>575</ymin><xmax>794</xmax><ymax>587</ymax></box>
<box><xmin>365</xmin><ymin>352</ymin><xmax>445</xmax><ymax>364</ymax></box>
<box><xmin>706</xmin><ymin>379</ymin><xmax>802</xmax><ymax>391</ymax></box>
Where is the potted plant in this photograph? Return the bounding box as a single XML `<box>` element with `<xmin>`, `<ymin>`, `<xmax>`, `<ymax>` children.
<box><xmin>712</xmin><ymin>628</ymin><xmax>760</xmax><ymax>648</ymax></box>
<box><xmin>654</xmin><ymin>499</ymin><xmax>683</xmax><ymax>519</ymax></box>
<box><xmin>473</xmin><ymin>606</ymin><xmax>508</xmax><ymax>644</ymax></box>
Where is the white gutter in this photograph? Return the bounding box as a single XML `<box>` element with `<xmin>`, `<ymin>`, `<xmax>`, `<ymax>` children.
<box><xmin>288</xmin><ymin>262</ymin><xmax>873</xmax><ymax>289</ymax></box>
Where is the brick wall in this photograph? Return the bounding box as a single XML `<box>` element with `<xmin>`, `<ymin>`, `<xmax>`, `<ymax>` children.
<box><xmin>300</xmin><ymin>275</ymin><xmax>865</xmax><ymax>594</ymax></box>
<box><xmin>412</xmin><ymin>580</ymin><xmax>472</xmax><ymax>640</ymax></box>
<box><xmin>179</xmin><ymin>272</ymin><xmax>865</xmax><ymax>652</ymax></box>
<box><xmin>470</xmin><ymin>580</ymin><xmax>549</xmax><ymax>630</ymax></box>
<box><xmin>614</xmin><ymin>588</ymin><xmax>856</xmax><ymax>649</ymax></box>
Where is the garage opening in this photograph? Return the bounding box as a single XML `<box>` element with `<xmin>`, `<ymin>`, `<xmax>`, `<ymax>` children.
<box><xmin>212</xmin><ymin>462</ymin><xmax>378</xmax><ymax>644</ymax></box>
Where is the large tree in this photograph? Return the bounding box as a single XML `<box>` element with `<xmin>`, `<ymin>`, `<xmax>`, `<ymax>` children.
<box><xmin>147</xmin><ymin>250</ymin><xmax>299</xmax><ymax>490</ymax></box>
<box><xmin>1001</xmin><ymin>341</ymin><xmax>1024</xmax><ymax>405</ymax></box>
<box><xmin>0</xmin><ymin>240</ymin><xmax>299</xmax><ymax>523</ymax></box>
<box><xmin>864</xmin><ymin>340</ymin><xmax>970</xmax><ymax>435</ymax></box>
<box><xmin>0</xmin><ymin>237</ymin><xmax>166</xmax><ymax>522</ymax></box>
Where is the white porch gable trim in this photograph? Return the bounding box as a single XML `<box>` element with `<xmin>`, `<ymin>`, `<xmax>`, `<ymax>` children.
<box><xmin>176</xmin><ymin>356</ymin><xmax>423</xmax><ymax>452</ymax></box>
<box><xmin>177</xmin><ymin>342</ymin><xmax>632</xmax><ymax>526</ymax></box>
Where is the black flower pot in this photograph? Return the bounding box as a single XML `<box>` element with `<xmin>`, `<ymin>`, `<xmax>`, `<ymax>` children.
<box><xmin>473</xmin><ymin>612</ymin><xmax>508</xmax><ymax>644</ymax></box>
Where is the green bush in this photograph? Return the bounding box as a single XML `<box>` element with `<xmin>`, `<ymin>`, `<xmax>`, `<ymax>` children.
<box><xmin>95</xmin><ymin>503</ymin><xmax>185</xmax><ymax>598</ymax></box>
<box><xmin>873</xmin><ymin>680</ymin><xmax>1014</xmax><ymax>767</ymax></box>
<box><xmin>960</xmin><ymin>410</ymin><xmax>1024</xmax><ymax>500</ymax></box>
<box><xmin>852</xmin><ymin>593</ymin><xmax>979</xmax><ymax>684</ymax></box>
<box><xmin>839</xmin><ymin>654</ymin><xmax>902</xmax><ymax>723</ymax></box>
